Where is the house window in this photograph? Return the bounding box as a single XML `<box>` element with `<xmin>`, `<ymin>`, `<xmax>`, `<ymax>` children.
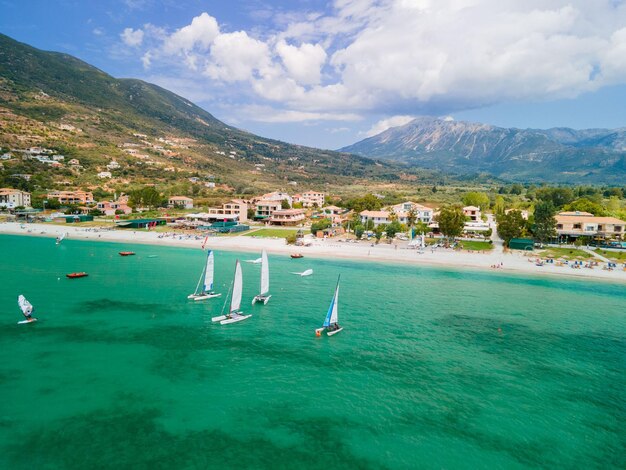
<box><xmin>616</xmin><ymin>226</ymin><xmax>623</xmax><ymax>232</ymax></box>
<box><xmin>557</xmin><ymin>224</ymin><xmax>563</xmax><ymax>229</ymax></box>
<box><xmin>573</xmin><ymin>223</ymin><xmax>582</xmax><ymax>229</ymax></box>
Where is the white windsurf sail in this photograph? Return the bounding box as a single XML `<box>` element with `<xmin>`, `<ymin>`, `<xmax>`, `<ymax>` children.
<box><xmin>203</xmin><ymin>250</ymin><xmax>215</xmax><ymax>292</ymax></box>
<box><xmin>230</xmin><ymin>260</ymin><xmax>243</xmax><ymax>313</ymax></box>
<box><xmin>18</xmin><ymin>295</ymin><xmax>33</xmax><ymax>316</ymax></box>
<box><xmin>323</xmin><ymin>276</ymin><xmax>340</xmax><ymax>327</ymax></box>
<box><xmin>259</xmin><ymin>250</ymin><xmax>269</xmax><ymax>296</ymax></box>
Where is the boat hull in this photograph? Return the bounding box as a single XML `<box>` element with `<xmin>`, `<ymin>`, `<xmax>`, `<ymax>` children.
<box><xmin>252</xmin><ymin>294</ymin><xmax>271</xmax><ymax>305</ymax></box>
<box><xmin>188</xmin><ymin>293</ymin><xmax>221</xmax><ymax>301</ymax></box>
<box><xmin>119</xmin><ymin>252</ymin><xmax>135</xmax><ymax>256</ymax></box>
<box><xmin>316</xmin><ymin>326</ymin><xmax>343</xmax><ymax>336</ymax></box>
<box><xmin>18</xmin><ymin>318</ymin><xmax>37</xmax><ymax>324</ymax></box>
<box><xmin>327</xmin><ymin>327</ymin><xmax>343</xmax><ymax>336</ymax></box>
<box><xmin>211</xmin><ymin>315</ymin><xmax>228</xmax><ymax>323</ymax></box>
<box><xmin>66</xmin><ymin>272</ymin><xmax>88</xmax><ymax>279</ymax></box>
<box><xmin>220</xmin><ymin>313</ymin><xmax>252</xmax><ymax>325</ymax></box>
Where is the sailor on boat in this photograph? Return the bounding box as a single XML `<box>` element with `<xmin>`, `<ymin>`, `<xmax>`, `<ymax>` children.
<box><xmin>17</xmin><ymin>295</ymin><xmax>36</xmax><ymax>323</ymax></box>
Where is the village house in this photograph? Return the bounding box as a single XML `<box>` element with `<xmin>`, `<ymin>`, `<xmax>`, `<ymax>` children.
<box><xmin>0</xmin><ymin>188</ymin><xmax>31</xmax><ymax>209</ymax></box>
<box><xmin>255</xmin><ymin>200</ymin><xmax>283</xmax><ymax>220</ymax></box>
<box><xmin>269</xmin><ymin>209</ymin><xmax>306</xmax><ymax>225</ymax></box>
<box><xmin>97</xmin><ymin>171</ymin><xmax>112</xmax><ymax>179</ymax></box>
<box><xmin>259</xmin><ymin>191</ymin><xmax>293</xmax><ymax>207</ymax></box>
<box><xmin>389</xmin><ymin>202</ymin><xmax>434</xmax><ymax>223</ymax></box>
<box><xmin>555</xmin><ymin>212</ymin><xmax>625</xmax><ymax>240</ymax></box>
<box><xmin>294</xmin><ymin>191</ymin><xmax>325</xmax><ymax>208</ymax></box>
<box><xmin>96</xmin><ymin>200</ymin><xmax>132</xmax><ymax>216</ymax></box>
<box><xmin>47</xmin><ymin>190</ymin><xmax>94</xmax><ymax>205</ymax></box>
<box><xmin>68</xmin><ymin>158</ymin><xmax>80</xmax><ymax>165</ymax></box>
<box><xmin>463</xmin><ymin>206</ymin><xmax>482</xmax><ymax>221</ymax></box>
<box><xmin>106</xmin><ymin>160</ymin><xmax>120</xmax><ymax>170</ymax></box>
<box><xmin>360</xmin><ymin>210</ymin><xmax>405</xmax><ymax>227</ymax></box>
<box><xmin>168</xmin><ymin>196</ymin><xmax>194</xmax><ymax>209</ymax></box>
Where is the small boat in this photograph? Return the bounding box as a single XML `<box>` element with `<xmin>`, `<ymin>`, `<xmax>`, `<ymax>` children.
<box><xmin>66</xmin><ymin>272</ymin><xmax>88</xmax><ymax>279</ymax></box>
<box><xmin>315</xmin><ymin>275</ymin><xmax>343</xmax><ymax>337</ymax></box>
<box><xmin>188</xmin><ymin>250</ymin><xmax>221</xmax><ymax>301</ymax></box>
<box><xmin>212</xmin><ymin>260</ymin><xmax>251</xmax><ymax>325</ymax></box>
<box><xmin>252</xmin><ymin>250</ymin><xmax>271</xmax><ymax>305</ymax></box>
<box><xmin>17</xmin><ymin>294</ymin><xmax>37</xmax><ymax>324</ymax></box>
<box><xmin>56</xmin><ymin>232</ymin><xmax>67</xmax><ymax>245</ymax></box>
<box><xmin>291</xmin><ymin>269</ymin><xmax>313</xmax><ymax>277</ymax></box>
<box><xmin>119</xmin><ymin>251</ymin><xmax>136</xmax><ymax>256</ymax></box>
<box><xmin>291</xmin><ymin>253</ymin><xmax>304</xmax><ymax>259</ymax></box>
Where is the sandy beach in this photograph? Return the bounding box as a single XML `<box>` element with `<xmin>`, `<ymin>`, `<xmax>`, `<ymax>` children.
<box><xmin>1</xmin><ymin>221</ymin><xmax>625</xmax><ymax>283</ymax></box>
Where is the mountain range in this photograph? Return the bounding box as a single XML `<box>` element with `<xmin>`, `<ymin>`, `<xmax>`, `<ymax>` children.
<box><xmin>340</xmin><ymin>117</ymin><xmax>626</xmax><ymax>183</ymax></box>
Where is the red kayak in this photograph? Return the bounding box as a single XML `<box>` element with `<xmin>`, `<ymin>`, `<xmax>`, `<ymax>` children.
<box><xmin>66</xmin><ymin>272</ymin><xmax>88</xmax><ymax>279</ymax></box>
<box><xmin>119</xmin><ymin>251</ymin><xmax>136</xmax><ymax>256</ymax></box>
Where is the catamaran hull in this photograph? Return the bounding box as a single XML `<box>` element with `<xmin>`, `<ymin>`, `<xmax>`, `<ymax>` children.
<box><xmin>220</xmin><ymin>314</ymin><xmax>252</xmax><ymax>325</ymax></box>
<box><xmin>327</xmin><ymin>327</ymin><xmax>343</xmax><ymax>336</ymax></box>
<box><xmin>18</xmin><ymin>318</ymin><xmax>37</xmax><ymax>324</ymax></box>
<box><xmin>188</xmin><ymin>293</ymin><xmax>221</xmax><ymax>301</ymax></box>
<box><xmin>252</xmin><ymin>295</ymin><xmax>271</xmax><ymax>305</ymax></box>
<box><xmin>211</xmin><ymin>315</ymin><xmax>228</xmax><ymax>322</ymax></box>
<box><xmin>315</xmin><ymin>326</ymin><xmax>343</xmax><ymax>336</ymax></box>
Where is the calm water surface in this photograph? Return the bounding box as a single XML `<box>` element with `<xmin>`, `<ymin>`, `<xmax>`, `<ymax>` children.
<box><xmin>0</xmin><ymin>235</ymin><xmax>624</xmax><ymax>469</ymax></box>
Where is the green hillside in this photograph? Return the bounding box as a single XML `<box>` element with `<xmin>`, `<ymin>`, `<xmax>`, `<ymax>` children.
<box><xmin>0</xmin><ymin>33</ymin><xmax>407</xmax><ymax>200</ymax></box>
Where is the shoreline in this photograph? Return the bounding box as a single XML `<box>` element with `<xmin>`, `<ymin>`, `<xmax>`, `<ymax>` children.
<box><xmin>2</xmin><ymin>222</ymin><xmax>625</xmax><ymax>284</ymax></box>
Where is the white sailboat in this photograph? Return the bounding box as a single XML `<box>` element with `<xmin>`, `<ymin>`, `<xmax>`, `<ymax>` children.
<box><xmin>315</xmin><ymin>275</ymin><xmax>343</xmax><ymax>337</ymax></box>
<box><xmin>252</xmin><ymin>250</ymin><xmax>271</xmax><ymax>305</ymax></box>
<box><xmin>188</xmin><ymin>250</ymin><xmax>221</xmax><ymax>301</ymax></box>
<box><xmin>17</xmin><ymin>294</ymin><xmax>37</xmax><ymax>324</ymax></box>
<box><xmin>56</xmin><ymin>232</ymin><xmax>67</xmax><ymax>245</ymax></box>
<box><xmin>212</xmin><ymin>260</ymin><xmax>251</xmax><ymax>325</ymax></box>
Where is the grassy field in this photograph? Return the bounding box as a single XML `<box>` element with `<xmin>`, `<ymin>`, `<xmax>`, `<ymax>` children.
<box><xmin>538</xmin><ymin>247</ymin><xmax>594</xmax><ymax>260</ymax></box>
<box><xmin>243</xmin><ymin>229</ymin><xmax>299</xmax><ymax>238</ymax></box>
<box><xmin>594</xmin><ymin>249</ymin><xmax>626</xmax><ymax>262</ymax></box>
<box><xmin>458</xmin><ymin>240</ymin><xmax>494</xmax><ymax>251</ymax></box>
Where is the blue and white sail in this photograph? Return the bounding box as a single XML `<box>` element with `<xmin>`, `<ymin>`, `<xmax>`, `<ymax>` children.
<box><xmin>323</xmin><ymin>276</ymin><xmax>340</xmax><ymax>327</ymax></box>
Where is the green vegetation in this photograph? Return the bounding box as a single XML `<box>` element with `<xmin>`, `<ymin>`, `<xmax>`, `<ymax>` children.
<box><xmin>435</xmin><ymin>205</ymin><xmax>466</xmax><ymax>240</ymax></box>
<box><xmin>310</xmin><ymin>219</ymin><xmax>332</xmax><ymax>236</ymax></box>
<box><xmin>497</xmin><ymin>210</ymin><xmax>528</xmax><ymax>245</ymax></box>
<box><xmin>532</xmin><ymin>201</ymin><xmax>557</xmax><ymax>242</ymax></box>
<box><xmin>243</xmin><ymin>229</ymin><xmax>298</xmax><ymax>238</ymax></box>
<box><xmin>594</xmin><ymin>249</ymin><xmax>626</xmax><ymax>262</ymax></box>
<box><xmin>538</xmin><ymin>247</ymin><xmax>594</xmax><ymax>261</ymax></box>
<box><xmin>458</xmin><ymin>240</ymin><xmax>494</xmax><ymax>251</ymax></box>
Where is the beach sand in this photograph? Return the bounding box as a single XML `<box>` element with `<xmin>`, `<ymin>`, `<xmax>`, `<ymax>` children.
<box><xmin>2</xmin><ymin>222</ymin><xmax>625</xmax><ymax>283</ymax></box>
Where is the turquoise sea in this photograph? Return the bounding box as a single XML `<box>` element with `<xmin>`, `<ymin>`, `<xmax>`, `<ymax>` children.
<box><xmin>0</xmin><ymin>234</ymin><xmax>624</xmax><ymax>469</ymax></box>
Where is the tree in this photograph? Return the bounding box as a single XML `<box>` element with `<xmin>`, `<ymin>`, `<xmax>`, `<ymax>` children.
<box><xmin>563</xmin><ymin>197</ymin><xmax>606</xmax><ymax>216</ymax></box>
<box><xmin>536</xmin><ymin>187</ymin><xmax>574</xmax><ymax>209</ymax></box>
<box><xmin>310</xmin><ymin>218</ymin><xmax>332</xmax><ymax>235</ymax></box>
<box><xmin>385</xmin><ymin>220</ymin><xmax>403</xmax><ymax>239</ymax></box>
<box><xmin>354</xmin><ymin>224</ymin><xmax>365</xmax><ymax>240</ymax></box>
<box><xmin>509</xmin><ymin>184</ymin><xmax>524</xmax><ymax>195</ymax></box>
<box><xmin>345</xmin><ymin>194</ymin><xmax>382</xmax><ymax>212</ymax></box>
<box><xmin>493</xmin><ymin>196</ymin><xmax>506</xmax><ymax>217</ymax></box>
<box><xmin>414</xmin><ymin>220</ymin><xmax>429</xmax><ymax>236</ymax></box>
<box><xmin>281</xmin><ymin>199</ymin><xmax>291</xmax><ymax>209</ymax></box>
<box><xmin>462</xmin><ymin>192</ymin><xmax>490</xmax><ymax>211</ymax></box>
<box><xmin>130</xmin><ymin>186</ymin><xmax>162</xmax><ymax>209</ymax></box>
<box><xmin>436</xmin><ymin>206</ymin><xmax>466</xmax><ymax>240</ymax></box>
<box><xmin>406</xmin><ymin>208</ymin><xmax>417</xmax><ymax>228</ymax></box>
<box><xmin>374</xmin><ymin>224</ymin><xmax>386</xmax><ymax>243</ymax></box>
<box><xmin>497</xmin><ymin>210</ymin><xmax>525</xmax><ymax>245</ymax></box>
<box><xmin>388</xmin><ymin>210</ymin><xmax>398</xmax><ymax>222</ymax></box>
<box><xmin>533</xmin><ymin>201</ymin><xmax>557</xmax><ymax>243</ymax></box>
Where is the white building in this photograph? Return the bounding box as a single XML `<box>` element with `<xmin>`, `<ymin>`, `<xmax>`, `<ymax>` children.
<box><xmin>389</xmin><ymin>202</ymin><xmax>434</xmax><ymax>223</ymax></box>
<box><xmin>97</xmin><ymin>171</ymin><xmax>112</xmax><ymax>179</ymax></box>
<box><xmin>294</xmin><ymin>191</ymin><xmax>325</xmax><ymax>208</ymax></box>
<box><xmin>260</xmin><ymin>191</ymin><xmax>293</xmax><ymax>207</ymax></box>
<box><xmin>168</xmin><ymin>196</ymin><xmax>194</xmax><ymax>209</ymax></box>
<box><xmin>107</xmin><ymin>160</ymin><xmax>120</xmax><ymax>170</ymax></box>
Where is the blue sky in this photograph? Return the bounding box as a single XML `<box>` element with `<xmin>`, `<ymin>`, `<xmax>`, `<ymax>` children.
<box><xmin>2</xmin><ymin>0</ymin><xmax>626</xmax><ymax>149</ymax></box>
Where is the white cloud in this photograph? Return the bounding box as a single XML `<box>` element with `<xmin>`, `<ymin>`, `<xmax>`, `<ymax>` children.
<box><xmin>92</xmin><ymin>27</ymin><xmax>104</xmax><ymax>36</ymax></box>
<box><xmin>162</xmin><ymin>12</ymin><xmax>219</xmax><ymax>54</ymax></box>
<box><xmin>205</xmin><ymin>31</ymin><xmax>271</xmax><ymax>81</ymax></box>
<box><xmin>236</xmin><ymin>105</ymin><xmax>361</xmax><ymax>123</ymax></box>
<box><xmin>364</xmin><ymin>115</ymin><xmax>414</xmax><ymax>136</ymax></box>
<box><xmin>122</xmin><ymin>1</ymin><xmax>626</xmax><ymax>120</ymax></box>
<box><xmin>276</xmin><ymin>41</ymin><xmax>327</xmax><ymax>85</ymax></box>
<box><xmin>120</xmin><ymin>28</ymin><xmax>144</xmax><ymax>47</ymax></box>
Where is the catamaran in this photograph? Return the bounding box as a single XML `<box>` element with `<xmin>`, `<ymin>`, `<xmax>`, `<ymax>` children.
<box><xmin>212</xmin><ymin>260</ymin><xmax>251</xmax><ymax>325</ymax></box>
<box><xmin>17</xmin><ymin>295</ymin><xmax>37</xmax><ymax>324</ymax></box>
<box><xmin>315</xmin><ymin>275</ymin><xmax>343</xmax><ymax>337</ymax></box>
<box><xmin>252</xmin><ymin>250</ymin><xmax>271</xmax><ymax>305</ymax></box>
<box><xmin>188</xmin><ymin>250</ymin><xmax>221</xmax><ymax>301</ymax></box>
<box><xmin>291</xmin><ymin>269</ymin><xmax>313</xmax><ymax>277</ymax></box>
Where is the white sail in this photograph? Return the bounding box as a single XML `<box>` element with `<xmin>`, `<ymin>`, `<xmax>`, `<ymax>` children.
<box><xmin>323</xmin><ymin>277</ymin><xmax>340</xmax><ymax>326</ymax></box>
<box><xmin>260</xmin><ymin>250</ymin><xmax>269</xmax><ymax>295</ymax></box>
<box><xmin>203</xmin><ymin>250</ymin><xmax>215</xmax><ymax>292</ymax></box>
<box><xmin>230</xmin><ymin>260</ymin><xmax>243</xmax><ymax>312</ymax></box>
<box><xmin>18</xmin><ymin>295</ymin><xmax>33</xmax><ymax>316</ymax></box>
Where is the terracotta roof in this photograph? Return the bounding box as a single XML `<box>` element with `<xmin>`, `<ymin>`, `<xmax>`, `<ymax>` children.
<box><xmin>556</xmin><ymin>215</ymin><xmax>625</xmax><ymax>224</ymax></box>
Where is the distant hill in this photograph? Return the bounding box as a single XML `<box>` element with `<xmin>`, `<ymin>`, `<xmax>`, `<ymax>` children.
<box><xmin>340</xmin><ymin>116</ymin><xmax>626</xmax><ymax>183</ymax></box>
<box><xmin>0</xmin><ymin>33</ymin><xmax>399</xmax><ymax>194</ymax></box>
